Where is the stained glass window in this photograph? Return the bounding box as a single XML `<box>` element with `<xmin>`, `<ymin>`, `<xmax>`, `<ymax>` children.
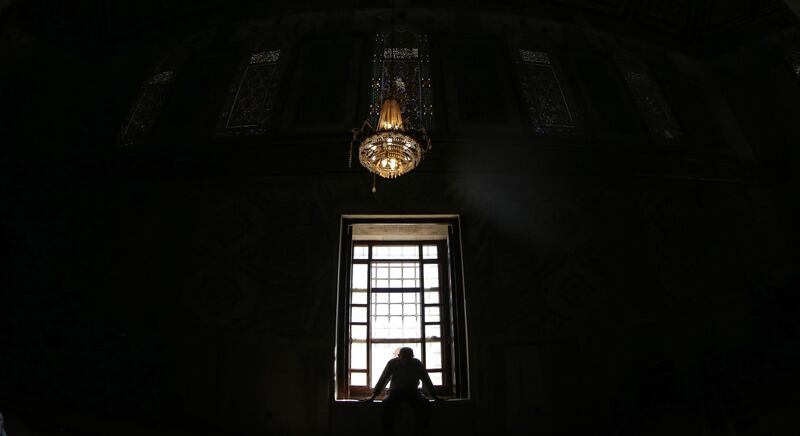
<box><xmin>616</xmin><ymin>56</ymin><xmax>683</xmax><ymax>145</ymax></box>
<box><xmin>370</xmin><ymin>32</ymin><xmax>433</xmax><ymax>131</ymax></box>
<box><xmin>517</xmin><ymin>49</ymin><xmax>578</xmax><ymax>135</ymax></box>
<box><xmin>217</xmin><ymin>47</ymin><xmax>284</xmax><ymax>136</ymax></box>
<box><xmin>118</xmin><ymin>70</ymin><xmax>176</xmax><ymax>147</ymax></box>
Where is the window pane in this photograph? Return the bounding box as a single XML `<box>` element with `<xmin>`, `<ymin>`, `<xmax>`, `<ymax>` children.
<box><xmin>424</xmin><ymin>264</ymin><xmax>439</xmax><ymax>289</ymax></box>
<box><xmin>376</xmin><ymin>266</ymin><xmax>389</xmax><ymax>279</ymax></box>
<box><xmin>424</xmin><ymin>306</ymin><xmax>440</xmax><ymax>322</ymax></box>
<box><xmin>353</xmin><ymin>246</ymin><xmax>369</xmax><ymax>259</ymax></box>
<box><xmin>429</xmin><ymin>372</ymin><xmax>443</xmax><ymax>386</ymax></box>
<box><xmin>390</xmin><ymin>293</ymin><xmax>403</xmax><ymax>303</ymax></box>
<box><xmin>376</xmin><ymin>293</ymin><xmax>389</xmax><ymax>303</ymax></box>
<box><xmin>372</xmin><ymin>262</ymin><xmax>419</xmax><ymax>288</ymax></box>
<box><xmin>351</xmin><ymin>306</ymin><xmax>367</xmax><ymax>323</ymax></box>
<box><xmin>351</xmin><ymin>372</ymin><xmax>367</xmax><ymax>386</ymax></box>
<box><xmin>424</xmin><ymin>291</ymin><xmax>439</xmax><ymax>304</ymax></box>
<box><xmin>373</xmin><ymin>315</ymin><xmax>389</xmax><ymax>338</ymax></box>
<box><xmin>375</xmin><ymin>303</ymin><xmax>389</xmax><ymax>316</ymax></box>
<box><xmin>351</xmin><ymin>325</ymin><xmax>367</xmax><ymax>340</ymax></box>
<box><xmin>426</xmin><ymin>341</ymin><xmax>442</xmax><ymax>369</ymax></box>
<box><xmin>352</xmin><ymin>264</ymin><xmax>368</xmax><ymax>290</ymax></box>
<box><xmin>351</xmin><ymin>291</ymin><xmax>367</xmax><ymax>305</ymax></box>
<box><xmin>425</xmin><ymin>324</ymin><xmax>441</xmax><ymax>339</ymax></box>
<box><xmin>390</xmin><ymin>304</ymin><xmax>402</xmax><ymax>315</ymax></box>
<box><xmin>423</xmin><ymin>245</ymin><xmax>438</xmax><ymax>259</ymax></box>
<box><xmin>403</xmin><ymin>303</ymin><xmax>416</xmax><ymax>315</ymax></box>
<box><xmin>373</xmin><ymin>314</ymin><xmax>420</xmax><ymax>339</ymax></box>
<box><xmin>351</xmin><ymin>342</ymin><xmax>367</xmax><ymax>369</ymax></box>
<box><xmin>371</xmin><ymin>342</ymin><xmax>421</xmax><ymax>388</ymax></box>
<box><xmin>403</xmin><ymin>293</ymin><xmax>418</xmax><ymax>303</ymax></box>
<box><xmin>372</xmin><ymin>245</ymin><xmax>419</xmax><ymax>259</ymax></box>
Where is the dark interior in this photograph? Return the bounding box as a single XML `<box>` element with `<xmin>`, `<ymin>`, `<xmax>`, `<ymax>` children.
<box><xmin>2</xmin><ymin>1</ymin><xmax>800</xmax><ymax>434</ymax></box>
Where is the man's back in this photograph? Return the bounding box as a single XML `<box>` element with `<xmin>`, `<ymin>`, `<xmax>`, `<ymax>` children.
<box><xmin>383</xmin><ymin>357</ymin><xmax>427</xmax><ymax>392</ymax></box>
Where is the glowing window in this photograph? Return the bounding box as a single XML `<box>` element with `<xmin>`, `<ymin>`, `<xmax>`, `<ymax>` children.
<box><xmin>335</xmin><ymin>217</ymin><xmax>469</xmax><ymax>400</ymax></box>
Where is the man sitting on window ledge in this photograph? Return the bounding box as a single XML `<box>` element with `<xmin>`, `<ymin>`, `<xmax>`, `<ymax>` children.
<box><xmin>364</xmin><ymin>347</ymin><xmax>441</xmax><ymax>435</ymax></box>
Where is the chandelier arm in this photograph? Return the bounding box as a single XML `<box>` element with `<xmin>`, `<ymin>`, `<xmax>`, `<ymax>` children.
<box><xmin>349</xmin><ymin>120</ymin><xmax>375</xmax><ymax>168</ymax></box>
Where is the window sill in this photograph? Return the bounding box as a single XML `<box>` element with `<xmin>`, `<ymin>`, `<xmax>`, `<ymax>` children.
<box><xmin>333</xmin><ymin>398</ymin><xmax>472</xmax><ymax>404</ymax></box>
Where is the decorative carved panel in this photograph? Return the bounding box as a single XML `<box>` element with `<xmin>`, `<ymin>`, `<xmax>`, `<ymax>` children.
<box><xmin>616</xmin><ymin>56</ymin><xmax>683</xmax><ymax>146</ymax></box>
<box><xmin>217</xmin><ymin>47</ymin><xmax>285</xmax><ymax>136</ymax></box>
<box><xmin>516</xmin><ymin>49</ymin><xmax>580</xmax><ymax>135</ymax></box>
<box><xmin>118</xmin><ymin>70</ymin><xmax>175</xmax><ymax>147</ymax></box>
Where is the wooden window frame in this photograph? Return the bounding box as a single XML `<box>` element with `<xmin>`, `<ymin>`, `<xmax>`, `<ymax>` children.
<box><xmin>335</xmin><ymin>217</ymin><xmax>469</xmax><ymax>401</ymax></box>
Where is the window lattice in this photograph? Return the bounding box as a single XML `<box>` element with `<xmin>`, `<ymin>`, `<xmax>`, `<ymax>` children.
<box><xmin>349</xmin><ymin>243</ymin><xmax>445</xmax><ymax>390</ymax></box>
<box><xmin>370</xmin><ymin>33</ymin><xmax>433</xmax><ymax>131</ymax></box>
<box><xmin>118</xmin><ymin>70</ymin><xmax>175</xmax><ymax>147</ymax></box>
<box><xmin>616</xmin><ymin>56</ymin><xmax>683</xmax><ymax>145</ymax></box>
<box><xmin>218</xmin><ymin>48</ymin><xmax>283</xmax><ymax>136</ymax></box>
<box><xmin>517</xmin><ymin>49</ymin><xmax>576</xmax><ymax>134</ymax></box>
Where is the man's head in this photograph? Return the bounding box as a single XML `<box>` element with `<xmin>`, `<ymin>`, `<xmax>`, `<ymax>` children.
<box><xmin>397</xmin><ymin>347</ymin><xmax>414</xmax><ymax>361</ymax></box>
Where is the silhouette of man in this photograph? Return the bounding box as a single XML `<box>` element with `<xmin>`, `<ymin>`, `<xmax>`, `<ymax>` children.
<box><xmin>364</xmin><ymin>347</ymin><xmax>441</xmax><ymax>435</ymax></box>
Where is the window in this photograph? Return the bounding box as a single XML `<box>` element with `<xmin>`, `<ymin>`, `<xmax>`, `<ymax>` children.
<box><xmin>515</xmin><ymin>48</ymin><xmax>580</xmax><ymax>135</ymax></box>
<box><xmin>615</xmin><ymin>55</ymin><xmax>683</xmax><ymax>145</ymax></box>
<box><xmin>370</xmin><ymin>31</ymin><xmax>433</xmax><ymax>131</ymax></box>
<box><xmin>217</xmin><ymin>42</ymin><xmax>286</xmax><ymax>136</ymax></box>
<box><xmin>335</xmin><ymin>217</ymin><xmax>469</xmax><ymax>400</ymax></box>
<box><xmin>118</xmin><ymin>69</ymin><xmax>176</xmax><ymax>147</ymax></box>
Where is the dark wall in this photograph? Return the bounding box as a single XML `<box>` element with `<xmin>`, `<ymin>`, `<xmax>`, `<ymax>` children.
<box><xmin>1</xmin><ymin>7</ymin><xmax>799</xmax><ymax>436</ymax></box>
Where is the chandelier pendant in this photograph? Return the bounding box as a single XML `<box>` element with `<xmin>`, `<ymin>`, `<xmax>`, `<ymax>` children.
<box><xmin>349</xmin><ymin>98</ymin><xmax>432</xmax><ymax>186</ymax></box>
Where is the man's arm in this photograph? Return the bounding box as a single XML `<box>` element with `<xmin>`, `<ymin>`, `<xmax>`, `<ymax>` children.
<box><xmin>417</xmin><ymin>361</ymin><xmax>440</xmax><ymax>400</ymax></box>
<box><xmin>365</xmin><ymin>359</ymin><xmax>393</xmax><ymax>401</ymax></box>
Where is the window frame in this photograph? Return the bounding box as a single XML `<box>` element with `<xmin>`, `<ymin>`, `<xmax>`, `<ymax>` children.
<box><xmin>335</xmin><ymin>216</ymin><xmax>469</xmax><ymax>401</ymax></box>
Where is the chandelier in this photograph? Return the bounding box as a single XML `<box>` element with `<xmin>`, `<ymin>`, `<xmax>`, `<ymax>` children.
<box><xmin>351</xmin><ymin>98</ymin><xmax>430</xmax><ymax>178</ymax></box>
<box><xmin>349</xmin><ymin>70</ymin><xmax>431</xmax><ymax>191</ymax></box>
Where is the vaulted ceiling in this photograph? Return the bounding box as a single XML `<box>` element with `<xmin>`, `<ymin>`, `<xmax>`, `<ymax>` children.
<box><xmin>0</xmin><ymin>0</ymin><xmax>796</xmax><ymax>55</ymax></box>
